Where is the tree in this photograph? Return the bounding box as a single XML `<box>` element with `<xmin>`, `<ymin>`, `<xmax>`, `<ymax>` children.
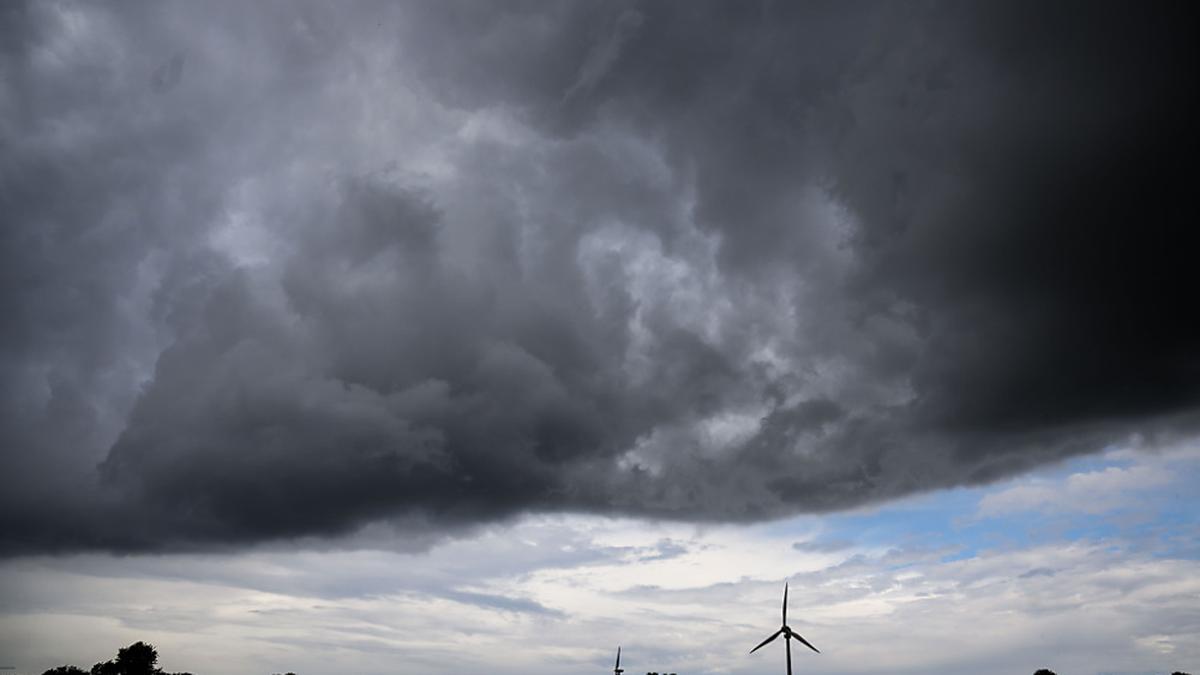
<box><xmin>1033</xmin><ymin>670</ymin><xmax>1057</xmax><ymax>675</ymax></box>
<box><xmin>42</xmin><ymin>641</ymin><xmax>195</xmax><ymax>675</ymax></box>
<box><xmin>118</xmin><ymin>642</ymin><xmax>159</xmax><ymax>675</ymax></box>
<box><xmin>89</xmin><ymin>661</ymin><xmax>118</xmax><ymax>675</ymax></box>
<box><xmin>41</xmin><ymin>641</ymin><xmax>194</xmax><ymax>675</ymax></box>
<box><xmin>91</xmin><ymin>641</ymin><xmax>161</xmax><ymax>675</ymax></box>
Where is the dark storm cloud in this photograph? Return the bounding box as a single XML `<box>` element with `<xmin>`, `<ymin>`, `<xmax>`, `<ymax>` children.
<box><xmin>1</xmin><ymin>0</ymin><xmax>1196</xmax><ymax>554</ymax></box>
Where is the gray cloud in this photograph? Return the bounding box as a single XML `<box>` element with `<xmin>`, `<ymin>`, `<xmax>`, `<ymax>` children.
<box><xmin>2</xmin><ymin>0</ymin><xmax>1197</xmax><ymax>554</ymax></box>
<box><xmin>1018</xmin><ymin>567</ymin><xmax>1056</xmax><ymax>580</ymax></box>
<box><xmin>561</xmin><ymin>9</ymin><xmax>643</xmax><ymax>103</ymax></box>
<box><xmin>440</xmin><ymin>590</ymin><xmax>563</xmax><ymax>617</ymax></box>
<box><xmin>792</xmin><ymin>539</ymin><xmax>853</xmax><ymax>554</ymax></box>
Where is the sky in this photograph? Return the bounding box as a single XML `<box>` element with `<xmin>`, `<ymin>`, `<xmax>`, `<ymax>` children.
<box><xmin>0</xmin><ymin>1</ymin><xmax>1197</xmax><ymax>674</ymax></box>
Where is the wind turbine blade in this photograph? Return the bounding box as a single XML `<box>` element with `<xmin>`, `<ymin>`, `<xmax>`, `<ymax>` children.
<box><xmin>786</xmin><ymin>633</ymin><xmax>793</xmax><ymax>675</ymax></box>
<box><xmin>615</xmin><ymin>646</ymin><xmax>621</xmax><ymax>669</ymax></box>
<box><xmin>787</xmin><ymin>629</ymin><xmax>820</xmax><ymax>654</ymax></box>
<box><xmin>783</xmin><ymin>582</ymin><xmax>788</xmax><ymax>625</ymax></box>
<box><xmin>749</xmin><ymin>629</ymin><xmax>783</xmax><ymax>654</ymax></box>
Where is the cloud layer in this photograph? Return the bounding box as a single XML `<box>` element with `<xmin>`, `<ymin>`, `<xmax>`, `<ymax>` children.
<box><xmin>3</xmin><ymin>443</ymin><xmax>1198</xmax><ymax>674</ymax></box>
<box><xmin>2</xmin><ymin>0</ymin><xmax>1197</xmax><ymax>553</ymax></box>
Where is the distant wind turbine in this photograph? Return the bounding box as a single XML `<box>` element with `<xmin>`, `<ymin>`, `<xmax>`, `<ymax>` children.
<box><xmin>613</xmin><ymin>646</ymin><xmax>624</xmax><ymax>675</ymax></box>
<box><xmin>749</xmin><ymin>583</ymin><xmax>819</xmax><ymax>675</ymax></box>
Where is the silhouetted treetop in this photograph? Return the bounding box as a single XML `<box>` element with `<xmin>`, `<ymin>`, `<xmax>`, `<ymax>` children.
<box><xmin>1033</xmin><ymin>670</ymin><xmax>1057</xmax><ymax>675</ymax></box>
<box><xmin>42</xmin><ymin>641</ymin><xmax>191</xmax><ymax>675</ymax></box>
<box><xmin>90</xmin><ymin>641</ymin><xmax>159</xmax><ymax>675</ymax></box>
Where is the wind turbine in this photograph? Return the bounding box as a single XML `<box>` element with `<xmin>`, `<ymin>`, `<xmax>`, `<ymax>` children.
<box><xmin>749</xmin><ymin>583</ymin><xmax>819</xmax><ymax>675</ymax></box>
<box><xmin>613</xmin><ymin>646</ymin><xmax>624</xmax><ymax>675</ymax></box>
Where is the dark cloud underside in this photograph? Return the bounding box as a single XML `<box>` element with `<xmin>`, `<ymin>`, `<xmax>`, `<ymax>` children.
<box><xmin>1</xmin><ymin>0</ymin><xmax>1196</xmax><ymax>553</ymax></box>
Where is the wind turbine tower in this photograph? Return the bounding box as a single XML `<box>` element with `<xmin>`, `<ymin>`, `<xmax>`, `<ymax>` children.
<box><xmin>749</xmin><ymin>583</ymin><xmax>819</xmax><ymax>675</ymax></box>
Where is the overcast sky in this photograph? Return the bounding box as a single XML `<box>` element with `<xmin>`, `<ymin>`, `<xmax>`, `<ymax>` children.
<box><xmin>1</xmin><ymin>1</ymin><xmax>1197</xmax><ymax>673</ymax></box>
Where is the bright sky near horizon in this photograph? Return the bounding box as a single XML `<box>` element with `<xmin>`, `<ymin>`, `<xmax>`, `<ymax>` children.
<box><xmin>4</xmin><ymin>441</ymin><xmax>1197</xmax><ymax>675</ymax></box>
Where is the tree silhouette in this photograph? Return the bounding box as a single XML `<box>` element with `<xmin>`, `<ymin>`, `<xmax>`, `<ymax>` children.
<box><xmin>1033</xmin><ymin>670</ymin><xmax>1057</xmax><ymax>675</ymax></box>
<box><xmin>42</xmin><ymin>641</ymin><xmax>193</xmax><ymax>675</ymax></box>
<box><xmin>90</xmin><ymin>641</ymin><xmax>159</xmax><ymax>675</ymax></box>
<box><xmin>116</xmin><ymin>642</ymin><xmax>157</xmax><ymax>675</ymax></box>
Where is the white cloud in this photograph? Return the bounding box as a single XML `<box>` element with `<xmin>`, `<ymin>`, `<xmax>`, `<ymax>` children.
<box><xmin>977</xmin><ymin>442</ymin><xmax>1200</xmax><ymax>518</ymax></box>
<box><xmin>3</xmin><ymin>517</ymin><xmax>1198</xmax><ymax>675</ymax></box>
<box><xmin>3</xmin><ymin>444</ymin><xmax>1197</xmax><ymax>674</ymax></box>
<box><xmin>977</xmin><ymin>464</ymin><xmax>1171</xmax><ymax>517</ymax></box>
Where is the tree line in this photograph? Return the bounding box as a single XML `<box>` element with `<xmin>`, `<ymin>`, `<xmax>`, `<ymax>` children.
<box><xmin>1035</xmin><ymin>671</ymin><xmax>1190</xmax><ymax>675</ymax></box>
<box><xmin>39</xmin><ymin>641</ymin><xmax>297</xmax><ymax>675</ymax></box>
<box><xmin>39</xmin><ymin>642</ymin><xmax>1192</xmax><ymax>675</ymax></box>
